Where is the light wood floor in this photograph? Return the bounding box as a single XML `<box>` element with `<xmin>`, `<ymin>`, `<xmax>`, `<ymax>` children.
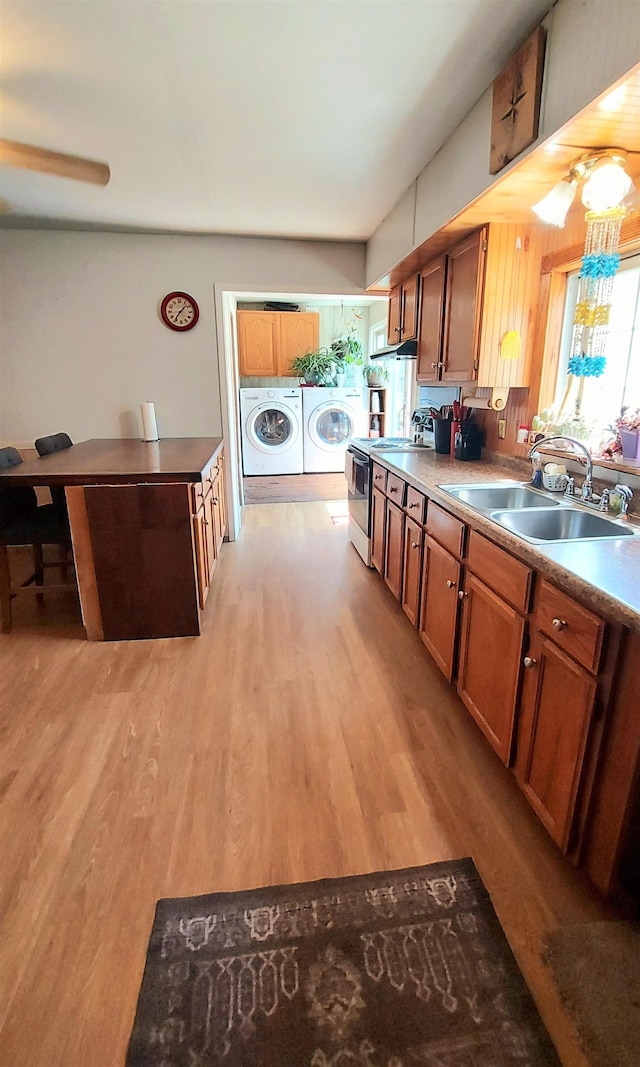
<box><xmin>0</xmin><ymin>504</ymin><xmax>610</xmax><ymax>1067</ymax></box>
<box><xmin>243</xmin><ymin>472</ymin><xmax>348</xmax><ymax>503</ymax></box>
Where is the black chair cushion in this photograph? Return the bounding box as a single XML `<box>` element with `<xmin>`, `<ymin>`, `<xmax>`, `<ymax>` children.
<box><xmin>0</xmin><ymin>446</ymin><xmax>23</xmax><ymax>470</ymax></box>
<box><xmin>0</xmin><ymin>503</ymin><xmax>71</xmax><ymax>548</ymax></box>
<box><xmin>34</xmin><ymin>433</ymin><xmax>73</xmax><ymax>512</ymax></box>
<box><xmin>0</xmin><ymin>487</ymin><xmax>39</xmax><ymax>529</ymax></box>
<box><xmin>34</xmin><ymin>433</ymin><xmax>73</xmax><ymax>457</ymax></box>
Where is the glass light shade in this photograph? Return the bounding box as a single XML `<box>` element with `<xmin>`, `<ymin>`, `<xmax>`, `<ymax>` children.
<box><xmin>531</xmin><ymin>178</ymin><xmax>577</xmax><ymax>227</ymax></box>
<box><xmin>581</xmin><ymin>158</ymin><xmax>632</xmax><ymax>212</ymax></box>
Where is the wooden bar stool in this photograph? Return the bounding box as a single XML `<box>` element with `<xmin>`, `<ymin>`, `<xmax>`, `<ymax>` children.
<box><xmin>0</xmin><ymin>446</ymin><xmax>75</xmax><ymax>632</ymax></box>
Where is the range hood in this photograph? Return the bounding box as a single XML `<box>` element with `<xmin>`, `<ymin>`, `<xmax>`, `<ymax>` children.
<box><xmin>370</xmin><ymin>339</ymin><xmax>417</xmax><ymax>360</ymax></box>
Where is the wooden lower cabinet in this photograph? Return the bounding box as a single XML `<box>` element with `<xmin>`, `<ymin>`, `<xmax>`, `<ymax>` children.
<box><xmin>457</xmin><ymin>572</ymin><xmax>525</xmax><ymax>765</ymax></box>
<box><xmin>371</xmin><ymin>487</ymin><xmax>386</xmax><ymax>574</ymax></box>
<box><xmin>402</xmin><ymin>517</ymin><xmax>423</xmax><ymax>626</ymax></box>
<box><xmin>419</xmin><ymin>535</ymin><xmax>461</xmax><ymax>681</ymax></box>
<box><xmin>384</xmin><ymin>499</ymin><xmax>405</xmax><ymax>600</ymax></box>
<box><xmin>192</xmin><ymin>448</ymin><xmax>227</xmax><ymax>610</ymax></box>
<box><xmin>515</xmin><ymin>631</ymin><xmax>597</xmax><ymax>854</ymax></box>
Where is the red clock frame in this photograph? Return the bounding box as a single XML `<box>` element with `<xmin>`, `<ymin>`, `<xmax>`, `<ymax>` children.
<box><xmin>160</xmin><ymin>291</ymin><xmax>200</xmax><ymax>332</ymax></box>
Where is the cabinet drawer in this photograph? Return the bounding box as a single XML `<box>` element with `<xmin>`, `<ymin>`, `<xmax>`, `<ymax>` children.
<box><xmin>372</xmin><ymin>463</ymin><xmax>387</xmax><ymax>494</ymax></box>
<box><xmin>426</xmin><ymin>501</ymin><xmax>466</xmax><ymax>558</ymax></box>
<box><xmin>386</xmin><ymin>473</ymin><xmax>406</xmax><ymax>504</ymax></box>
<box><xmin>405</xmin><ymin>486</ymin><xmax>427</xmax><ymax>524</ymax></box>
<box><xmin>534</xmin><ymin>580</ymin><xmax>605</xmax><ymax>673</ymax></box>
<box><xmin>467</xmin><ymin>530</ymin><xmax>532</xmax><ymax>613</ymax></box>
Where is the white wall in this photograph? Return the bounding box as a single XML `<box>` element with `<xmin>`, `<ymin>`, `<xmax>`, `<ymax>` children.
<box><xmin>366</xmin><ymin>0</ymin><xmax>640</xmax><ymax>287</ymax></box>
<box><xmin>0</xmin><ymin>230</ymin><xmax>365</xmax><ymax>443</ymax></box>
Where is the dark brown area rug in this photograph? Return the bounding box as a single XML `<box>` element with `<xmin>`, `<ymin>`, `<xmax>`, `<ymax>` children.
<box><xmin>544</xmin><ymin>921</ymin><xmax>640</xmax><ymax>1067</ymax></box>
<box><xmin>126</xmin><ymin>858</ymin><xmax>560</xmax><ymax>1066</ymax></box>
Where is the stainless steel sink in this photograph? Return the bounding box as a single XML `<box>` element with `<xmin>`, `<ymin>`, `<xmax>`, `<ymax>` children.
<box><xmin>442</xmin><ymin>482</ymin><xmax>561</xmax><ymax>511</ymax></box>
<box><xmin>491</xmin><ymin>507</ymin><xmax>635</xmax><ymax>542</ymax></box>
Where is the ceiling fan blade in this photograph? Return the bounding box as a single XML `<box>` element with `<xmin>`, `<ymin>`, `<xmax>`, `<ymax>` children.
<box><xmin>0</xmin><ymin>139</ymin><xmax>110</xmax><ymax>186</ymax></box>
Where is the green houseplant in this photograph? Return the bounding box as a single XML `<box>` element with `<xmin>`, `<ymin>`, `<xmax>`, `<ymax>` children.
<box><xmin>329</xmin><ymin>326</ymin><xmax>363</xmax><ymax>384</ymax></box>
<box><xmin>290</xmin><ymin>349</ymin><xmax>336</xmax><ymax>386</ymax></box>
<box><xmin>362</xmin><ymin>362</ymin><xmax>389</xmax><ymax>388</ymax></box>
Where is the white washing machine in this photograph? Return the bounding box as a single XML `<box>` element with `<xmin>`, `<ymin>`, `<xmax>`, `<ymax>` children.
<box><xmin>240</xmin><ymin>387</ymin><xmax>303</xmax><ymax>475</ymax></box>
<box><xmin>302</xmin><ymin>387</ymin><xmax>366</xmax><ymax>473</ymax></box>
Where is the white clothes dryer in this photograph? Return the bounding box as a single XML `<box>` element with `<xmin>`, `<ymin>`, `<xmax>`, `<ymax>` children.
<box><xmin>240</xmin><ymin>388</ymin><xmax>303</xmax><ymax>475</ymax></box>
<box><xmin>302</xmin><ymin>387</ymin><xmax>366</xmax><ymax>473</ymax></box>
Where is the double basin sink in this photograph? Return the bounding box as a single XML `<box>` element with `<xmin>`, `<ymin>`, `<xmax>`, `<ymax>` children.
<box><xmin>439</xmin><ymin>482</ymin><xmax>636</xmax><ymax>544</ymax></box>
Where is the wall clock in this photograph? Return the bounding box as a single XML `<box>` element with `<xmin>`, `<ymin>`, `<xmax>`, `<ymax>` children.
<box><xmin>490</xmin><ymin>24</ymin><xmax>546</xmax><ymax>175</ymax></box>
<box><xmin>160</xmin><ymin>291</ymin><xmax>199</xmax><ymax>332</ymax></box>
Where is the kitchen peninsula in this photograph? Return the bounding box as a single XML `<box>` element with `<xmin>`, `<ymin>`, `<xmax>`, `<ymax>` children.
<box><xmin>0</xmin><ymin>438</ymin><xmax>226</xmax><ymax>641</ymax></box>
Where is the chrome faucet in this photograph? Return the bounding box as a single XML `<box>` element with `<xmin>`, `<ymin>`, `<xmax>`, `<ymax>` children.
<box><xmin>528</xmin><ymin>435</ymin><xmax>594</xmax><ymax>501</ymax></box>
<box><xmin>599</xmin><ymin>484</ymin><xmax>633</xmax><ymax>519</ymax></box>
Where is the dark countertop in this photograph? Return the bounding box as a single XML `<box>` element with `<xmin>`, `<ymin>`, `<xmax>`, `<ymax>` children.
<box><xmin>364</xmin><ymin>448</ymin><xmax>640</xmax><ymax>632</ymax></box>
<box><xmin>0</xmin><ymin>438</ymin><xmax>224</xmax><ymax>486</ymax></box>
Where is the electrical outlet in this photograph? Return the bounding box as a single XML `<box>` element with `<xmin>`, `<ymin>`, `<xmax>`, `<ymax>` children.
<box><xmin>498</xmin><ymin>419</ymin><xmax>507</xmax><ymax>440</ymax></box>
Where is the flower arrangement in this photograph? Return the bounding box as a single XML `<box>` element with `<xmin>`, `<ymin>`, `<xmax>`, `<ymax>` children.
<box><xmin>601</xmin><ymin>407</ymin><xmax>640</xmax><ymax>460</ymax></box>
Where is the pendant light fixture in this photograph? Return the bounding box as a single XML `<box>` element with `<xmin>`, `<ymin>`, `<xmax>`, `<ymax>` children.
<box><xmin>533</xmin><ymin>149</ymin><xmax>634</xmax><ymax>399</ymax></box>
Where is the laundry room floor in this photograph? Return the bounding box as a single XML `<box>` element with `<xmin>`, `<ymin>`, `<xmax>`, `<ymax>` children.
<box><xmin>243</xmin><ymin>471</ymin><xmax>348</xmax><ymax>503</ymax></box>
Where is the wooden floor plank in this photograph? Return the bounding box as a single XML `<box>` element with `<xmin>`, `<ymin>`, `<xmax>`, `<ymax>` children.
<box><xmin>0</xmin><ymin>502</ymin><xmax>609</xmax><ymax>1066</ymax></box>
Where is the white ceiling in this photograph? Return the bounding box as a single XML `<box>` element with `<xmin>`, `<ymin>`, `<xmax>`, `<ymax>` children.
<box><xmin>0</xmin><ymin>0</ymin><xmax>553</xmax><ymax>240</ymax></box>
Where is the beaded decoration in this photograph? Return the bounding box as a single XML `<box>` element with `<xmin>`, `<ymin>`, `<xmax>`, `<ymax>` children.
<box><xmin>569</xmin><ymin>206</ymin><xmax>626</xmax><ymax>379</ymax></box>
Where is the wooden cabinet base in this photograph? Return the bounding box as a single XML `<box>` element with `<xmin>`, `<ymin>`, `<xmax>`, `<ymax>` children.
<box><xmin>78</xmin><ymin>483</ymin><xmax>201</xmax><ymax>641</ymax></box>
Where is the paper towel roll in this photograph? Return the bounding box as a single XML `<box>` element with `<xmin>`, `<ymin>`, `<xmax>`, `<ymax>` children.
<box><xmin>141</xmin><ymin>402</ymin><xmax>159</xmax><ymax>442</ymax></box>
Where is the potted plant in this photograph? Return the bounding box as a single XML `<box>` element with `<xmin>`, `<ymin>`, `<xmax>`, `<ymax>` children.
<box><xmin>290</xmin><ymin>349</ymin><xmax>336</xmax><ymax>386</ymax></box>
<box><xmin>329</xmin><ymin>326</ymin><xmax>363</xmax><ymax>386</ymax></box>
<box><xmin>362</xmin><ymin>362</ymin><xmax>389</xmax><ymax>388</ymax></box>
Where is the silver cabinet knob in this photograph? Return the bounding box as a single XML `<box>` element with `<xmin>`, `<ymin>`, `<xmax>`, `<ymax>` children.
<box><xmin>390</xmin><ymin>487</ymin><xmax>397</xmax><ymax>493</ymax></box>
<box><xmin>408</xmin><ymin>502</ymin><xmax>418</xmax><ymax>509</ymax></box>
<box><xmin>551</xmin><ymin>618</ymin><xmax>567</xmax><ymax>631</ymax></box>
<box><xmin>458</xmin><ymin>590</ymin><xmax>467</xmax><ymax>600</ymax></box>
<box><xmin>431</xmin><ymin>362</ymin><xmax>438</xmax><ymax>369</ymax></box>
<box><xmin>523</xmin><ymin>656</ymin><xmax>537</xmax><ymax>668</ymax></box>
<box><xmin>446</xmin><ymin>579</ymin><xmax>455</xmax><ymax>588</ymax></box>
<box><xmin>411</xmin><ymin>541</ymin><xmax>419</xmax><ymax>549</ymax></box>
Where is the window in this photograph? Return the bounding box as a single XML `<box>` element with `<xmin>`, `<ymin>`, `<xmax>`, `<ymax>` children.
<box><xmin>555</xmin><ymin>253</ymin><xmax>640</xmax><ymax>446</ymax></box>
<box><xmin>369</xmin><ymin>321</ymin><xmax>387</xmax><ymax>355</ymax></box>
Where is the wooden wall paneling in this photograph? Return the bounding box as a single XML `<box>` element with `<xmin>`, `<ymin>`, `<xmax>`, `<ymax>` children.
<box><xmin>84</xmin><ymin>483</ymin><xmax>201</xmax><ymax>641</ymax></box>
<box><xmin>65</xmin><ymin>486</ymin><xmax>103</xmax><ymax>641</ymax></box>
<box><xmin>473</xmin><ymin>386</ymin><xmax>532</xmax><ymax>457</ymax></box>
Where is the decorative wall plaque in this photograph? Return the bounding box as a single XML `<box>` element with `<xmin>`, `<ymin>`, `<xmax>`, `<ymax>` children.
<box><xmin>490</xmin><ymin>24</ymin><xmax>546</xmax><ymax>175</ymax></box>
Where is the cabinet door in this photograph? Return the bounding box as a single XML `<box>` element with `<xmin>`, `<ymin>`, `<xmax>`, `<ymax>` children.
<box><xmin>387</xmin><ymin>286</ymin><xmax>402</xmax><ymax>344</ymax></box>
<box><xmin>384</xmin><ymin>499</ymin><xmax>404</xmax><ymax>601</ymax></box>
<box><xmin>442</xmin><ymin>230</ymin><xmax>487</xmax><ymax>383</ymax></box>
<box><xmin>402</xmin><ymin>517</ymin><xmax>423</xmax><ymax>627</ymax></box>
<box><xmin>216</xmin><ymin>452</ymin><xmax>227</xmax><ymax>539</ymax></box>
<box><xmin>457</xmin><ymin>571</ymin><xmax>524</xmax><ymax>765</ymax></box>
<box><xmin>419</xmin><ymin>535</ymin><xmax>461</xmax><ymax>681</ymax></box>
<box><xmin>237</xmin><ymin>312</ymin><xmax>279</xmax><ymax>376</ymax></box>
<box><xmin>371</xmin><ymin>487</ymin><xmax>386</xmax><ymax>574</ymax></box>
<box><xmin>212</xmin><ymin>472</ymin><xmax>225</xmax><ymax>557</ymax></box>
<box><xmin>204</xmin><ymin>490</ymin><xmax>217</xmax><ymax>584</ymax></box>
<box><xmin>278</xmin><ymin>312</ymin><xmax>319</xmax><ymax>376</ymax></box>
<box><xmin>192</xmin><ymin>507</ymin><xmax>209</xmax><ymax>610</ymax></box>
<box><xmin>416</xmin><ymin>257</ymin><xmax>446</xmax><ymax>382</ymax></box>
<box><xmin>400</xmin><ymin>274</ymin><xmax>420</xmax><ymax>342</ymax></box>
<box><xmin>515</xmin><ymin>631</ymin><xmax>597</xmax><ymax>852</ymax></box>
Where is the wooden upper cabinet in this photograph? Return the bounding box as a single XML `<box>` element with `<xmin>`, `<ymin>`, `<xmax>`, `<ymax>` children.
<box><xmin>237</xmin><ymin>311</ymin><xmax>319</xmax><ymax>377</ymax></box>
<box><xmin>400</xmin><ymin>274</ymin><xmax>419</xmax><ymax>342</ymax></box>
<box><xmin>515</xmin><ymin>631</ymin><xmax>597</xmax><ymax>853</ymax></box>
<box><xmin>387</xmin><ymin>286</ymin><xmax>402</xmax><ymax>344</ymax></box>
<box><xmin>442</xmin><ymin>229</ymin><xmax>487</xmax><ymax>383</ymax></box>
<box><xmin>237</xmin><ymin>311</ymin><xmax>279</xmax><ymax>376</ymax></box>
<box><xmin>278</xmin><ymin>313</ymin><xmax>319</xmax><ymax>376</ymax></box>
<box><xmin>416</xmin><ymin>257</ymin><xmax>447</xmax><ymax>382</ymax></box>
<box><xmin>387</xmin><ymin>276</ymin><xmax>419</xmax><ymax>345</ymax></box>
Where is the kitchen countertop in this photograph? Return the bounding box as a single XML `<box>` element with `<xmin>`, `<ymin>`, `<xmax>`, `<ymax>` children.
<box><xmin>362</xmin><ymin>447</ymin><xmax>640</xmax><ymax>632</ymax></box>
